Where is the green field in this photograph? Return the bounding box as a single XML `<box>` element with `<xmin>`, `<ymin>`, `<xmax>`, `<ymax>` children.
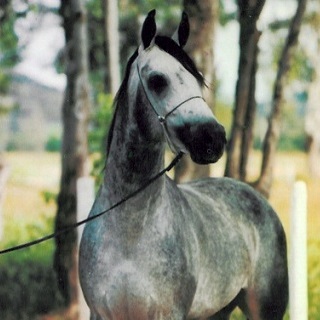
<box><xmin>0</xmin><ymin>152</ymin><xmax>319</xmax><ymax>319</ymax></box>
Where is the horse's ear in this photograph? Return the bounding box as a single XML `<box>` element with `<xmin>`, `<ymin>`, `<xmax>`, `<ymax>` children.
<box><xmin>141</xmin><ymin>9</ymin><xmax>157</xmax><ymax>49</ymax></box>
<box><xmin>172</xmin><ymin>11</ymin><xmax>189</xmax><ymax>48</ymax></box>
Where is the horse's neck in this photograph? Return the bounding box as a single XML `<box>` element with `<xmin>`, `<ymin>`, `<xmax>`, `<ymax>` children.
<box><xmin>103</xmin><ymin>95</ymin><xmax>166</xmax><ymax>204</ymax></box>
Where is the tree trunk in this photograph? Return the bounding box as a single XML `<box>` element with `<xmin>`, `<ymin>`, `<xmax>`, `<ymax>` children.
<box><xmin>175</xmin><ymin>0</ymin><xmax>218</xmax><ymax>183</ymax></box>
<box><xmin>255</xmin><ymin>0</ymin><xmax>308</xmax><ymax>197</ymax></box>
<box><xmin>54</xmin><ymin>0</ymin><xmax>91</xmax><ymax>318</ymax></box>
<box><xmin>224</xmin><ymin>0</ymin><xmax>265</xmax><ymax>180</ymax></box>
<box><xmin>239</xmin><ymin>30</ymin><xmax>260</xmax><ymax>181</ymax></box>
<box><xmin>104</xmin><ymin>0</ymin><xmax>121</xmax><ymax>96</ymax></box>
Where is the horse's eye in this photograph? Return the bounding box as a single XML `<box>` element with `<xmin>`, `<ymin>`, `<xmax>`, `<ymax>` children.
<box><xmin>147</xmin><ymin>74</ymin><xmax>168</xmax><ymax>94</ymax></box>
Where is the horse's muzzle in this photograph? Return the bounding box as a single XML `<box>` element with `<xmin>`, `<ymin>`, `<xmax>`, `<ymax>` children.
<box><xmin>175</xmin><ymin>121</ymin><xmax>227</xmax><ymax>164</ymax></box>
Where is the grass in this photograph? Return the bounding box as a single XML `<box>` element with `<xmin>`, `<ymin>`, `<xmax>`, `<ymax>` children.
<box><xmin>0</xmin><ymin>151</ymin><xmax>319</xmax><ymax>319</ymax></box>
<box><xmin>0</xmin><ymin>152</ymin><xmax>63</xmax><ymax>319</ymax></box>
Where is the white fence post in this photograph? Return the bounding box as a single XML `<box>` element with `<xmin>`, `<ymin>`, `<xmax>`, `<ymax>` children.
<box><xmin>289</xmin><ymin>181</ymin><xmax>308</xmax><ymax>320</ymax></box>
<box><xmin>77</xmin><ymin>176</ymin><xmax>95</xmax><ymax>320</ymax></box>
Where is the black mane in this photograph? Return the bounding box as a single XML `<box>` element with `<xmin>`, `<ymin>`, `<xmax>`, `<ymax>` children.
<box><xmin>154</xmin><ymin>36</ymin><xmax>205</xmax><ymax>86</ymax></box>
<box><xmin>106</xmin><ymin>36</ymin><xmax>205</xmax><ymax>155</ymax></box>
<box><xmin>106</xmin><ymin>49</ymin><xmax>138</xmax><ymax>155</ymax></box>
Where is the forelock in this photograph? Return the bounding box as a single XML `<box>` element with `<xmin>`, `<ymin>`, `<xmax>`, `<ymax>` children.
<box><xmin>154</xmin><ymin>35</ymin><xmax>205</xmax><ymax>86</ymax></box>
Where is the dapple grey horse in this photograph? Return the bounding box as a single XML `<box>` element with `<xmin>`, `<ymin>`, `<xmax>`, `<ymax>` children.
<box><xmin>79</xmin><ymin>10</ymin><xmax>288</xmax><ymax>320</ymax></box>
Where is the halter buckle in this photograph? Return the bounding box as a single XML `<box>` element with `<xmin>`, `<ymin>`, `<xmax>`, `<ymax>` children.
<box><xmin>158</xmin><ymin>115</ymin><xmax>166</xmax><ymax>123</ymax></box>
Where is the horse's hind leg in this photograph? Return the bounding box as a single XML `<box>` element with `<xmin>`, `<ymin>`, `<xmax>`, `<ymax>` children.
<box><xmin>238</xmin><ymin>284</ymin><xmax>288</xmax><ymax>320</ymax></box>
<box><xmin>239</xmin><ymin>215</ymin><xmax>289</xmax><ymax>319</ymax></box>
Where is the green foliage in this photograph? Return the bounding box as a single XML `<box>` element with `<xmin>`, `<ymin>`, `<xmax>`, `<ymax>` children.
<box><xmin>89</xmin><ymin>93</ymin><xmax>113</xmax><ymax>153</ymax></box>
<box><xmin>278</xmin><ymin>133</ymin><xmax>306</xmax><ymax>151</ymax></box>
<box><xmin>86</xmin><ymin>0</ymin><xmax>104</xmax><ymax>19</ymax></box>
<box><xmin>0</xmin><ymin>212</ymin><xmax>64</xmax><ymax>319</ymax></box>
<box><xmin>0</xmin><ymin>72</ymin><xmax>16</xmax><ymax>115</ymax></box>
<box><xmin>2</xmin><ymin>213</ymin><xmax>54</xmax><ymax>260</ymax></box>
<box><xmin>308</xmin><ymin>239</ymin><xmax>320</xmax><ymax>318</ymax></box>
<box><xmin>45</xmin><ymin>134</ymin><xmax>62</xmax><ymax>152</ymax></box>
<box><xmin>0</xmin><ymin>72</ymin><xmax>11</xmax><ymax>94</ymax></box>
<box><xmin>42</xmin><ymin>190</ymin><xmax>57</xmax><ymax>204</ymax></box>
<box><xmin>89</xmin><ymin>93</ymin><xmax>113</xmax><ymax>185</ymax></box>
<box><xmin>288</xmin><ymin>47</ymin><xmax>314</xmax><ymax>83</ymax></box>
<box><xmin>278</xmin><ymin>102</ymin><xmax>307</xmax><ymax>151</ymax></box>
<box><xmin>218</xmin><ymin>0</ymin><xmax>237</xmax><ymax>26</ymax></box>
<box><xmin>215</xmin><ymin>100</ymin><xmax>233</xmax><ymax>135</ymax></box>
<box><xmin>0</xmin><ymin>258</ymin><xmax>64</xmax><ymax>320</ymax></box>
<box><xmin>0</xmin><ymin>9</ymin><xmax>19</xmax><ymax>67</ymax></box>
<box><xmin>86</xmin><ymin>0</ymin><xmax>106</xmax><ymax>77</ymax></box>
<box><xmin>0</xmin><ymin>8</ymin><xmax>18</xmax><ymax>120</ymax></box>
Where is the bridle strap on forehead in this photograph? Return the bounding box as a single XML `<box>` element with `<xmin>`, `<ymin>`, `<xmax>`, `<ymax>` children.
<box><xmin>136</xmin><ymin>64</ymin><xmax>204</xmax><ymax>124</ymax></box>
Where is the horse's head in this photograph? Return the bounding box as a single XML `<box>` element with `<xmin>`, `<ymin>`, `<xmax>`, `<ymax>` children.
<box><xmin>134</xmin><ymin>10</ymin><xmax>226</xmax><ymax>164</ymax></box>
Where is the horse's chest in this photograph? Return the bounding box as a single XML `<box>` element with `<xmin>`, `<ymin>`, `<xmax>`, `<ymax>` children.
<box><xmin>81</xmin><ymin>226</ymin><xmax>196</xmax><ymax>319</ymax></box>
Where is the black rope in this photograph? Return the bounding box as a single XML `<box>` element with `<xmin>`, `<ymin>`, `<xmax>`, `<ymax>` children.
<box><xmin>0</xmin><ymin>152</ymin><xmax>184</xmax><ymax>255</ymax></box>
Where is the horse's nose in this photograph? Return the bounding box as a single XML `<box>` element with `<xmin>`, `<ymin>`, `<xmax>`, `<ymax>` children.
<box><xmin>190</xmin><ymin>121</ymin><xmax>226</xmax><ymax>164</ymax></box>
<box><xmin>176</xmin><ymin>120</ymin><xmax>227</xmax><ymax>164</ymax></box>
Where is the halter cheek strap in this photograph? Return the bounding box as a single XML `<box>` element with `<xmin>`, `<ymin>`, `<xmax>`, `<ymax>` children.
<box><xmin>136</xmin><ymin>64</ymin><xmax>204</xmax><ymax>153</ymax></box>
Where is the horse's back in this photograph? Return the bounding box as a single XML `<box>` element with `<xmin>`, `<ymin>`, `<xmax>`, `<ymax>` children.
<box><xmin>178</xmin><ymin>176</ymin><xmax>285</xmax><ymax>239</ymax></box>
<box><xmin>178</xmin><ymin>177</ymin><xmax>288</xmax><ymax>319</ymax></box>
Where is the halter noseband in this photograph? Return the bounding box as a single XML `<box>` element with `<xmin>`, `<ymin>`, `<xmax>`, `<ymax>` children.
<box><xmin>136</xmin><ymin>64</ymin><xmax>204</xmax><ymax>153</ymax></box>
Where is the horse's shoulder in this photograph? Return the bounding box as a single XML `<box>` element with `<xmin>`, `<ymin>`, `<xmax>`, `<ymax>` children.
<box><xmin>179</xmin><ymin>176</ymin><xmax>256</xmax><ymax>197</ymax></box>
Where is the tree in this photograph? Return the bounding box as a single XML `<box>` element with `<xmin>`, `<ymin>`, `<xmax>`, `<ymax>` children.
<box><xmin>224</xmin><ymin>0</ymin><xmax>266</xmax><ymax>181</ymax></box>
<box><xmin>255</xmin><ymin>0</ymin><xmax>308</xmax><ymax>197</ymax></box>
<box><xmin>104</xmin><ymin>0</ymin><xmax>121</xmax><ymax>97</ymax></box>
<box><xmin>174</xmin><ymin>0</ymin><xmax>218</xmax><ymax>183</ymax></box>
<box><xmin>53</xmin><ymin>0</ymin><xmax>91</xmax><ymax>318</ymax></box>
<box><xmin>0</xmin><ymin>0</ymin><xmax>18</xmax><ymax>205</ymax></box>
<box><xmin>0</xmin><ymin>0</ymin><xmax>18</xmax><ymax>68</ymax></box>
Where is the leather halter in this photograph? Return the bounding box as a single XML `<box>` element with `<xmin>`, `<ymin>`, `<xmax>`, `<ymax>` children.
<box><xmin>136</xmin><ymin>64</ymin><xmax>204</xmax><ymax>153</ymax></box>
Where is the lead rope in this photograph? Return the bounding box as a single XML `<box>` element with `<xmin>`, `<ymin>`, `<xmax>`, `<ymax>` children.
<box><xmin>0</xmin><ymin>152</ymin><xmax>184</xmax><ymax>255</ymax></box>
